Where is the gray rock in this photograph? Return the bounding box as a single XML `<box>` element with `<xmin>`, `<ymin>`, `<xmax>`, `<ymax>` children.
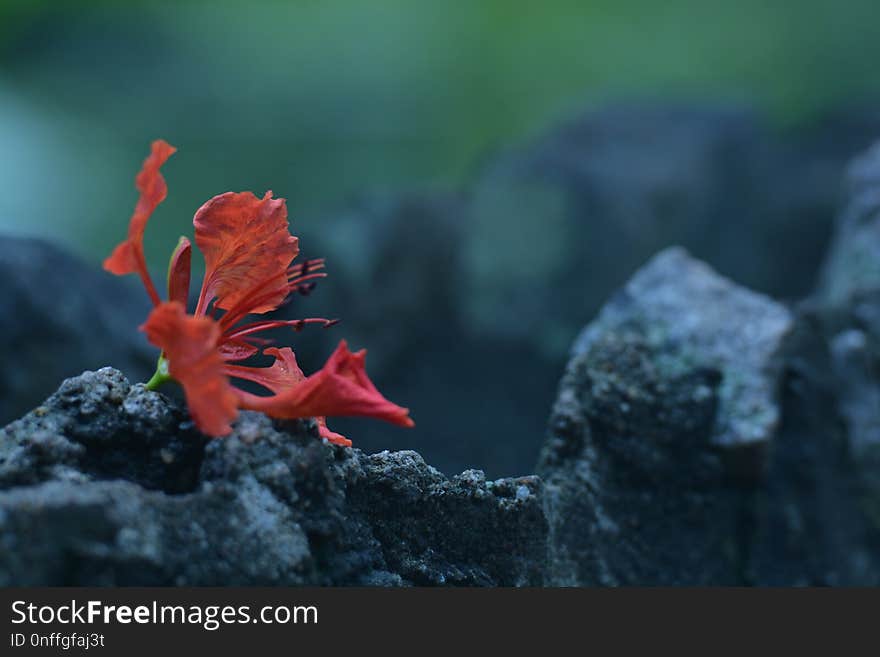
<box><xmin>572</xmin><ymin>247</ymin><xmax>794</xmax><ymax>450</ymax></box>
<box><xmin>537</xmin><ymin>248</ymin><xmax>879</xmax><ymax>585</ymax></box>
<box><xmin>819</xmin><ymin>141</ymin><xmax>880</xmax><ymax>310</ymax></box>
<box><xmin>539</xmin><ymin>327</ymin><xmax>735</xmax><ymax>585</ymax></box>
<box><xmin>0</xmin><ymin>368</ymin><xmax>548</xmax><ymax>586</ymax></box>
<box><xmin>815</xmin><ymin>140</ymin><xmax>880</xmax><ymax>539</ymax></box>
<box><xmin>830</xmin><ymin>329</ymin><xmax>880</xmax><ymax>463</ymax></box>
<box><xmin>0</xmin><ymin>237</ymin><xmax>155</xmax><ymax>426</ymax></box>
<box><xmin>746</xmin><ymin>309</ymin><xmax>879</xmax><ymax>585</ymax></box>
<box><xmin>538</xmin><ymin>248</ymin><xmax>794</xmax><ymax>584</ymax></box>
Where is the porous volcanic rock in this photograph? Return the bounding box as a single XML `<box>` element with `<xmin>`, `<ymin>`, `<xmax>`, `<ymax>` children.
<box><xmin>0</xmin><ymin>368</ymin><xmax>547</xmax><ymax>586</ymax></box>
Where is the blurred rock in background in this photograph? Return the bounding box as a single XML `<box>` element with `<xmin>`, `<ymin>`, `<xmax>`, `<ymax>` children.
<box><xmin>816</xmin><ymin>142</ymin><xmax>880</xmax><ymax>523</ymax></box>
<box><xmin>0</xmin><ymin>238</ymin><xmax>154</xmax><ymax>426</ymax></box>
<box><xmin>533</xmin><ymin>135</ymin><xmax>880</xmax><ymax>585</ymax></box>
<box><xmin>293</xmin><ymin>105</ymin><xmax>880</xmax><ymax>476</ymax></box>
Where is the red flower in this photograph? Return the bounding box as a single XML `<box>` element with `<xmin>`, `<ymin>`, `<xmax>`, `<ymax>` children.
<box><xmin>105</xmin><ymin>140</ymin><xmax>414</xmax><ymax>445</ymax></box>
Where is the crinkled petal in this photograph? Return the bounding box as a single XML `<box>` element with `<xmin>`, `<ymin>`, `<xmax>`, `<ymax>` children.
<box><xmin>224</xmin><ymin>347</ymin><xmax>304</xmax><ymax>394</ymax></box>
<box><xmin>237</xmin><ymin>340</ymin><xmax>414</xmax><ymax>428</ymax></box>
<box><xmin>227</xmin><ymin>347</ymin><xmax>352</xmax><ymax>445</ymax></box>
<box><xmin>194</xmin><ymin>191</ymin><xmax>298</xmax><ymax>314</ymax></box>
<box><xmin>104</xmin><ymin>140</ymin><xmax>176</xmax><ymax>305</ymax></box>
<box><xmin>141</xmin><ymin>302</ymin><xmax>238</xmax><ymax>437</ymax></box>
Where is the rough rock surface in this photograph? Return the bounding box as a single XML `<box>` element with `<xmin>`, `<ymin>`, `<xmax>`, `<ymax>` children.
<box><xmin>0</xmin><ymin>369</ymin><xmax>546</xmax><ymax>586</ymax></box>
<box><xmin>572</xmin><ymin>247</ymin><xmax>794</xmax><ymax>449</ymax></box>
<box><xmin>0</xmin><ymin>237</ymin><xmax>155</xmax><ymax>426</ymax></box>
<box><xmin>746</xmin><ymin>308</ymin><xmax>878</xmax><ymax>585</ymax></box>
<box><xmin>538</xmin><ymin>248</ymin><xmax>880</xmax><ymax>585</ymax></box>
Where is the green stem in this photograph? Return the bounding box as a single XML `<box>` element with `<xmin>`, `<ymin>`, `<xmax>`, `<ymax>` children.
<box><xmin>144</xmin><ymin>355</ymin><xmax>172</xmax><ymax>391</ymax></box>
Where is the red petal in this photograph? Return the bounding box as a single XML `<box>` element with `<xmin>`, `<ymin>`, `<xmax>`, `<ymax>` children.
<box><xmin>193</xmin><ymin>191</ymin><xmax>299</xmax><ymax>315</ymax></box>
<box><xmin>104</xmin><ymin>140</ymin><xmax>176</xmax><ymax>306</ymax></box>
<box><xmin>317</xmin><ymin>418</ymin><xmax>352</xmax><ymax>447</ymax></box>
<box><xmin>141</xmin><ymin>302</ymin><xmax>239</xmax><ymax>437</ymax></box>
<box><xmin>167</xmin><ymin>236</ymin><xmax>191</xmax><ymax>307</ymax></box>
<box><xmin>227</xmin><ymin>349</ymin><xmax>355</xmax><ymax>447</ymax></box>
<box><xmin>224</xmin><ymin>347</ymin><xmax>304</xmax><ymax>394</ymax></box>
<box><xmin>238</xmin><ymin>340</ymin><xmax>414</xmax><ymax>429</ymax></box>
<box><xmin>217</xmin><ymin>340</ymin><xmax>261</xmax><ymax>362</ymax></box>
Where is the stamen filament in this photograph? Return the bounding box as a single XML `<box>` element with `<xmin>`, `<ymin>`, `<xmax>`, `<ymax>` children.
<box><xmin>224</xmin><ymin>318</ymin><xmax>339</xmax><ymax>340</ymax></box>
<box><xmin>218</xmin><ymin>271</ymin><xmax>327</xmax><ymax>331</ymax></box>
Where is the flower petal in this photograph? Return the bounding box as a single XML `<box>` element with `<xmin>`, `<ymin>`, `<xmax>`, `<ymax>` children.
<box><xmin>224</xmin><ymin>346</ymin><xmax>304</xmax><ymax>394</ymax></box>
<box><xmin>227</xmin><ymin>347</ymin><xmax>352</xmax><ymax>446</ymax></box>
<box><xmin>237</xmin><ymin>340</ymin><xmax>414</xmax><ymax>428</ymax></box>
<box><xmin>193</xmin><ymin>191</ymin><xmax>299</xmax><ymax>315</ymax></box>
<box><xmin>218</xmin><ymin>340</ymin><xmax>261</xmax><ymax>362</ymax></box>
<box><xmin>104</xmin><ymin>140</ymin><xmax>176</xmax><ymax>306</ymax></box>
<box><xmin>141</xmin><ymin>301</ymin><xmax>239</xmax><ymax>437</ymax></box>
<box><xmin>167</xmin><ymin>236</ymin><xmax>191</xmax><ymax>307</ymax></box>
<box><xmin>317</xmin><ymin>418</ymin><xmax>352</xmax><ymax>447</ymax></box>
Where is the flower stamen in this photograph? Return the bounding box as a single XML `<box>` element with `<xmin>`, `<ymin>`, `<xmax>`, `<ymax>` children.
<box><xmin>224</xmin><ymin>318</ymin><xmax>339</xmax><ymax>341</ymax></box>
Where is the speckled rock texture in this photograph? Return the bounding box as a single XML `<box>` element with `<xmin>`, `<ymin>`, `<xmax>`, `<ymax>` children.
<box><xmin>539</xmin><ymin>247</ymin><xmax>880</xmax><ymax>585</ymax></box>
<box><xmin>0</xmin><ymin>369</ymin><xmax>546</xmax><ymax>586</ymax></box>
<box><xmin>571</xmin><ymin>247</ymin><xmax>794</xmax><ymax>449</ymax></box>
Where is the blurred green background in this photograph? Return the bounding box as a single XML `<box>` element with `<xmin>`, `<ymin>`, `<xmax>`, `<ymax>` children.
<box><xmin>1</xmin><ymin>0</ymin><xmax>879</xmax><ymax>260</ymax></box>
